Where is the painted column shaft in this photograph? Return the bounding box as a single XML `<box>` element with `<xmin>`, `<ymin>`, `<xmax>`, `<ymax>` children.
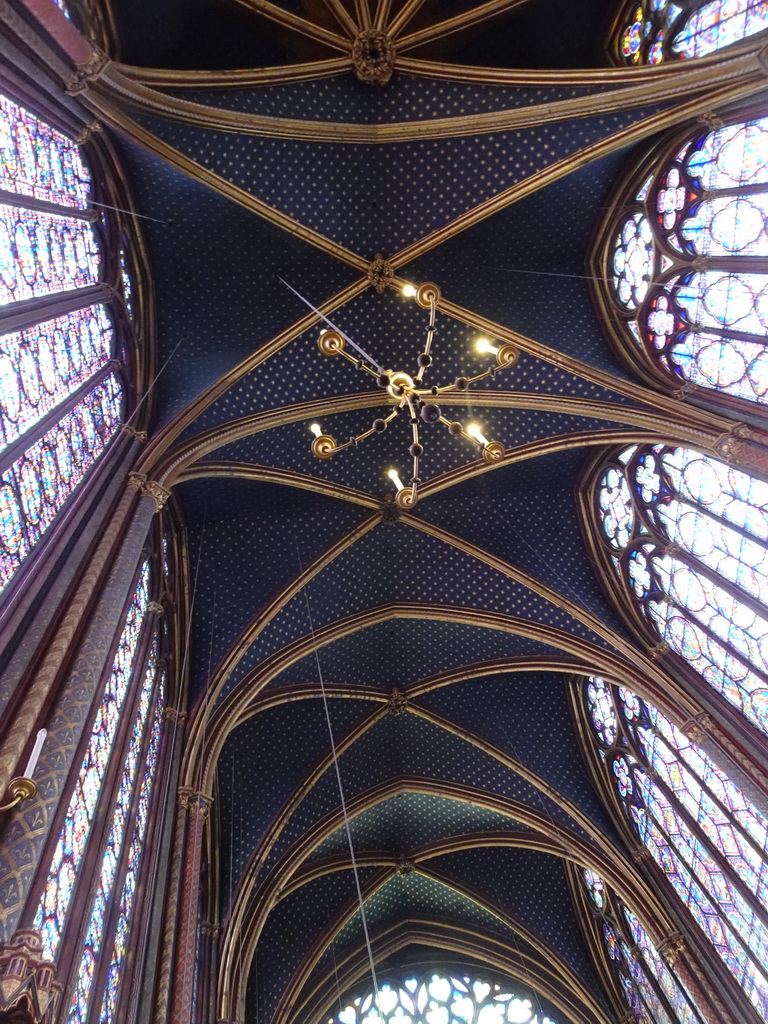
<box><xmin>170</xmin><ymin>793</ymin><xmax>211</xmax><ymax>1024</ymax></box>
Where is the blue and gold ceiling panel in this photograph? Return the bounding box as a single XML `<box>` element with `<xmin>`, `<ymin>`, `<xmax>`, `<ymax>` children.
<box><xmin>258</xmin><ymin>713</ymin><xmax>597</xmax><ymax>882</ymax></box>
<box><xmin>111</xmin><ymin>136</ymin><xmax>359</xmax><ymax>427</ymax></box>
<box><xmin>427</xmin><ymin>847</ymin><xmax>605</xmax><ymax>990</ymax></box>
<box><xmin>252</xmin><ymin>865</ymin><xmax>389</xmax><ymax>1024</ymax></box>
<box><xmin>260</xmin><ymin>617</ymin><xmax>586</xmax><ymax>695</ymax></box>
<box><xmin>417</xmin><ymin>448</ymin><xmax>631</xmax><ymax>639</ymax></box>
<box><xmin>414</xmin><ymin>674</ymin><xmax>616</xmax><ymax>833</ymax></box>
<box><xmin>217</xmin><ymin>696</ymin><xmax>376</xmax><ymax>903</ymax></box>
<box><xmin>171</xmin><ymin>76</ymin><xmax>615</xmax><ymax>124</ymax></box>
<box><xmin>310</xmin><ymin>793</ymin><xmax>532</xmax><ymax>862</ymax></box>
<box><xmin>130</xmin><ymin>105</ymin><xmax>665</xmax><ymax>255</ymax></box>
<box><xmin>175</xmin><ymin>478</ymin><xmax>368</xmax><ymax>704</ymax></box>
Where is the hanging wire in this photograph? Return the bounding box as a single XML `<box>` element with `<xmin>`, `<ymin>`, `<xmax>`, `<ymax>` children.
<box><xmin>90</xmin><ymin>198</ymin><xmax>169</xmax><ymax>225</ymax></box>
<box><xmin>293</xmin><ymin>527</ymin><xmax>381</xmax><ymax>1015</ymax></box>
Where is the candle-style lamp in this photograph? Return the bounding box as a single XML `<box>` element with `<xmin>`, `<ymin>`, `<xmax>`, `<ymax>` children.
<box><xmin>0</xmin><ymin>728</ymin><xmax>46</xmax><ymax>810</ymax></box>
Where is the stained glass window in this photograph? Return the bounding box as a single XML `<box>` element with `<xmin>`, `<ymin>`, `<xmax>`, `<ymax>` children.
<box><xmin>1</xmin><ymin>374</ymin><xmax>123</xmax><ymax>591</ymax></box>
<box><xmin>598</xmin><ymin>112</ymin><xmax>768</xmax><ymax>412</ymax></box>
<box><xmin>98</xmin><ymin>676</ymin><xmax>164</xmax><ymax>1023</ymax></box>
<box><xmin>584</xmin><ymin>677</ymin><xmax>768</xmax><ymax>1020</ymax></box>
<box><xmin>0</xmin><ymin>93</ymin><xmax>129</xmax><ymax>597</ymax></box>
<box><xmin>329</xmin><ymin>973</ymin><xmax>559</xmax><ymax>1024</ymax></box>
<box><xmin>67</xmin><ymin>637</ymin><xmax>160</xmax><ymax>1024</ymax></box>
<box><xmin>34</xmin><ymin>562</ymin><xmax>151</xmax><ymax>962</ymax></box>
<box><xmin>594</xmin><ymin>444</ymin><xmax>768</xmax><ymax>735</ymax></box>
<box><xmin>0</xmin><ymin>306</ymin><xmax>113</xmax><ymax>449</ymax></box>
<box><xmin>614</xmin><ymin>0</ymin><xmax>768</xmax><ymax>65</ymax></box>
<box><xmin>583</xmin><ymin>866</ymin><xmax>704</xmax><ymax>1024</ymax></box>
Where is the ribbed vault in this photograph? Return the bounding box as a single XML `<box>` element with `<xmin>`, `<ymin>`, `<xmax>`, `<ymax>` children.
<box><xmin>58</xmin><ymin>0</ymin><xmax>768</xmax><ymax>1021</ymax></box>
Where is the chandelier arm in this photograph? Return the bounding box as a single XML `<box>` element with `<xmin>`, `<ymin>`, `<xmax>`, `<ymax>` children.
<box><xmin>415</xmin><ymin>298</ymin><xmax>437</xmax><ymax>384</ymax></box>
<box><xmin>337</xmin><ymin>347</ymin><xmax>381</xmax><ymax>379</ymax></box>
<box><xmin>278</xmin><ymin>276</ymin><xmax>384</xmax><ymax>373</ymax></box>
<box><xmin>405</xmin><ymin>393</ymin><xmax>421</xmax><ymax>490</ymax></box>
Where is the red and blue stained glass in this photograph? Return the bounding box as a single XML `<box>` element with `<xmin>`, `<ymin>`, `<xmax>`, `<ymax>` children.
<box><xmin>0</xmin><ymin>306</ymin><xmax>113</xmax><ymax>450</ymax></box>
<box><xmin>585</xmin><ymin>867</ymin><xmax>704</xmax><ymax>1024</ymax></box>
<box><xmin>586</xmin><ymin>678</ymin><xmax>768</xmax><ymax>1020</ymax></box>
<box><xmin>618</xmin><ymin>0</ymin><xmax>768</xmax><ymax>65</ymax></box>
<box><xmin>99</xmin><ymin>677</ymin><xmax>164</xmax><ymax>1023</ymax></box>
<box><xmin>609</xmin><ymin>112</ymin><xmax>768</xmax><ymax>408</ymax></box>
<box><xmin>596</xmin><ymin>446</ymin><xmax>768</xmax><ymax>734</ymax></box>
<box><xmin>68</xmin><ymin>638</ymin><xmax>159</xmax><ymax>1024</ymax></box>
<box><xmin>0</xmin><ymin>95</ymin><xmax>89</xmax><ymax>208</ymax></box>
<box><xmin>34</xmin><ymin>562</ymin><xmax>150</xmax><ymax>962</ymax></box>
<box><xmin>0</xmin><ymin>204</ymin><xmax>100</xmax><ymax>307</ymax></box>
<box><xmin>1</xmin><ymin>374</ymin><xmax>122</xmax><ymax>591</ymax></box>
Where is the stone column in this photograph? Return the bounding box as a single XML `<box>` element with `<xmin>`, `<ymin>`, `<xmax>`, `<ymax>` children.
<box><xmin>170</xmin><ymin>792</ymin><xmax>212</xmax><ymax>1024</ymax></box>
<box><xmin>660</xmin><ymin>933</ymin><xmax>740</xmax><ymax>1024</ymax></box>
<box><xmin>0</xmin><ymin>474</ymin><xmax>170</xmax><ymax>945</ymax></box>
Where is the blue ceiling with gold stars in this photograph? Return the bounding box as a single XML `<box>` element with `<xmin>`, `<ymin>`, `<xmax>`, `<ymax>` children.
<box><xmin>100</xmin><ymin>0</ymin><xmax>695</xmax><ymax>1019</ymax></box>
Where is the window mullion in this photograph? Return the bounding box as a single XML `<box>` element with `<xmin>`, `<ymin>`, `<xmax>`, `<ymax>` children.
<box><xmin>658</xmin><ymin>544</ymin><xmax>768</xmax><ymax>629</ymax></box>
<box><xmin>0</xmin><ymin>284</ymin><xmax>111</xmax><ymax>334</ymax></box>
<box><xmin>0</xmin><ymin>186</ymin><xmax>94</xmax><ymax>221</ymax></box>
<box><xmin>644</xmin><ymin>766</ymin><xmax>768</xmax><ymax>928</ymax></box>
<box><xmin>89</xmin><ymin>672</ymin><xmax>165</xmax><ymax>1024</ymax></box>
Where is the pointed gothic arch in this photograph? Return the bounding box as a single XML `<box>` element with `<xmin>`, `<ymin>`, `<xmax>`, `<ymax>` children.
<box><xmin>589</xmin><ymin>104</ymin><xmax>768</xmax><ymax>421</ymax></box>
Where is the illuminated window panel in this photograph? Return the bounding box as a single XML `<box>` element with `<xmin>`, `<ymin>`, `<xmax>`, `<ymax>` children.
<box><xmin>584</xmin><ymin>678</ymin><xmax>768</xmax><ymax>1020</ymax></box>
<box><xmin>616</xmin><ymin>0</ymin><xmax>768</xmax><ymax>65</ymax></box>
<box><xmin>602</xmin><ymin>113</ymin><xmax>768</xmax><ymax>410</ymax></box>
<box><xmin>0</xmin><ymin>204</ymin><xmax>100</xmax><ymax>307</ymax></box>
<box><xmin>0</xmin><ymin>306</ymin><xmax>113</xmax><ymax>450</ymax></box>
<box><xmin>0</xmin><ymin>95</ymin><xmax>89</xmax><ymax>208</ymax></box>
<box><xmin>67</xmin><ymin>638</ymin><xmax>158</xmax><ymax>1024</ymax></box>
<box><xmin>329</xmin><ymin>974</ymin><xmax>558</xmax><ymax>1024</ymax></box>
<box><xmin>0</xmin><ymin>374</ymin><xmax>122</xmax><ymax>592</ymax></box>
<box><xmin>595</xmin><ymin>446</ymin><xmax>768</xmax><ymax>734</ymax></box>
<box><xmin>34</xmin><ymin>561</ymin><xmax>150</xmax><ymax>961</ymax></box>
<box><xmin>98</xmin><ymin>677</ymin><xmax>164</xmax><ymax>1023</ymax></box>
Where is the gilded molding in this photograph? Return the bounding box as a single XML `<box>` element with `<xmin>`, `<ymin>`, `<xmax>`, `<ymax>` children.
<box><xmin>73</xmin><ymin>121</ymin><xmax>102</xmax><ymax>144</ymax></box>
<box><xmin>128</xmin><ymin>471</ymin><xmax>171</xmax><ymax>510</ymax></box>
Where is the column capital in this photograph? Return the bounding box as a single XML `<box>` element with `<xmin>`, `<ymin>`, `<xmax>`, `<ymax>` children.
<box><xmin>658</xmin><ymin>931</ymin><xmax>686</xmax><ymax>966</ymax></box>
<box><xmin>178</xmin><ymin>788</ymin><xmax>213</xmax><ymax>819</ymax></box>
<box><xmin>127</xmin><ymin>472</ymin><xmax>172</xmax><ymax>511</ymax></box>
<box><xmin>66</xmin><ymin>46</ymin><xmax>110</xmax><ymax>95</ymax></box>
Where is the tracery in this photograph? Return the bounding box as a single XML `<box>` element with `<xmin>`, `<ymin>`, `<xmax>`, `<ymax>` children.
<box><xmin>614</xmin><ymin>0</ymin><xmax>768</xmax><ymax>65</ymax></box>
<box><xmin>329</xmin><ymin>973</ymin><xmax>559</xmax><ymax>1024</ymax></box>
<box><xmin>595</xmin><ymin>111</ymin><xmax>768</xmax><ymax>412</ymax></box>
<box><xmin>594</xmin><ymin>443</ymin><xmax>768</xmax><ymax>734</ymax></box>
<box><xmin>581</xmin><ymin>867</ymin><xmax>703</xmax><ymax>1024</ymax></box>
<box><xmin>584</xmin><ymin>677</ymin><xmax>768</xmax><ymax>1019</ymax></box>
<box><xmin>0</xmin><ymin>92</ymin><xmax>127</xmax><ymax>595</ymax></box>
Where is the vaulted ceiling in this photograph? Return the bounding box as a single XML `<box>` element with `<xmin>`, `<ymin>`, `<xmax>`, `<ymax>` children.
<box><xmin>85</xmin><ymin>1</ymin><xmax>766</xmax><ymax>1021</ymax></box>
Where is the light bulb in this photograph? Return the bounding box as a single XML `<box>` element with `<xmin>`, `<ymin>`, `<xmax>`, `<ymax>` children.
<box><xmin>402</xmin><ymin>284</ymin><xmax>417</xmax><ymax>297</ymax></box>
<box><xmin>319</xmin><ymin>328</ymin><xmax>328</xmax><ymax>335</ymax></box>
<box><xmin>310</xmin><ymin>423</ymin><xmax>323</xmax><ymax>438</ymax></box>
<box><xmin>476</xmin><ymin>338</ymin><xmax>500</xmax><ymax>355</ymax></box>
<box><xmin>467</xmin><ymin>423</ymin><xmax>489</xmax><ymax>446</ymax></box>
<box><xmin>388</xmin><ymin>468</ymin><xmax>404</xmax><ymax>491</ymax></box>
